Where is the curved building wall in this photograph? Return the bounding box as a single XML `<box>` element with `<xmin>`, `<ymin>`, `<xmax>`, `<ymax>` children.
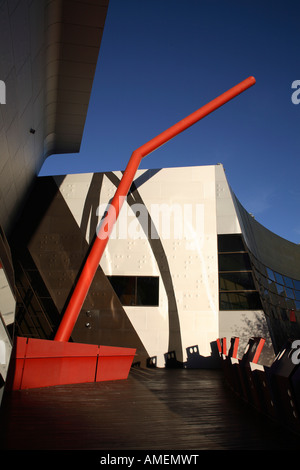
<box><xmin>215</xmin><ymin>164</ymin><xmax>274</xmax><ymax>363</ymax></box>
<box><xmin>0</xmin><ymin>0</ymin><xmax>108</xmax><ymax>236</ymax></box>
<box><xmin>233</xmin><ymin>194</ymin><xmax>300</xmax><ymax>280</ymax></box>
<box><xmin>231</xmin><ymin>193</ymin><xmax>300</xmax><ymax>353</ymax></box>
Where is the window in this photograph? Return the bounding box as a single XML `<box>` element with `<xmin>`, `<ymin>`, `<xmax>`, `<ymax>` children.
<box><xmin>219</xmin><ymin>271</ymin><xmax>256</xmax><ymax>291</ymax></box>
<box><xmin>284</xmin><ymin>276</ymin><xmax>294</xmax><ymax>289</ymax></box>
<box><xmin>218</xmin><ymin>253</ymin><xmax>252</xmax><ymax>272</ymax></box>
<box><xmin>285</xmin><ymin>287</ymin><xmax>295</xmax><ymax>299</ymax></box>
<box><xmin>219</xmin><ymin>292</ymin><xmax>262</xmax><ymax>310</ymax></box>
<box><xmin>218</xmin><ymin>234</ymin><xmax>262</xmax><ymax>311</ymax></box>
<box><xmin>136</xmin><ymin>277</ymin><xmax>159</xmax><ymax>306</ymax></box>
<box><xmin>218</xmin><ymin>234</ymin><xmax>245</xmax><ymax>252</ymax></box>
<box><xmin>274</xmin><ymin>272</ymin><xmax>284</xmax><ymax>285</ymax></box>
<box><xmin>107</xmin><ymin>276</ymin><xmax>159</xmax><ymax>306</ymax></box>
<box><xmin>108</xmin><ymin>276</ymin><xmax>135</xmax><ymax>306</ymax></box>
<box><xmin>293</xmin><ymin>280</ymin><xmax>300</xmax><ymax>291</ymax></box>
<box><xmin>266</xmin><ymin>267</ymin><xmax>275</xmax><ymax>282</ymax></box>
<box><xmin>250</xmin><ymin>255</ymin><xmax>300</xmax><ymax>316</ymax></box>
<box><xmin>276</xmin><ymin>283</ymin><xmax>285</xmax><ymax>296</ymax></box>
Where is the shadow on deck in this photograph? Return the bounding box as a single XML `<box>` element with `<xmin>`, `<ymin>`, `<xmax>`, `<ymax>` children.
<box><xmin>0</xmin><ymin>367</ymin><xmax>299</xmax><ymax>452</ymax></box>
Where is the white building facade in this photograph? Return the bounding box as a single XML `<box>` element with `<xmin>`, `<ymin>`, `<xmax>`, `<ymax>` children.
<box><xmin>50</xmin><ymin>164</ymin><xmax>274</xmax><ymax>367</ymax></box>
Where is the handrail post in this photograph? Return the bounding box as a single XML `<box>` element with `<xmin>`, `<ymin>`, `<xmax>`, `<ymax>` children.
<box><xmin>54</xmin><ymin>76</ymin><xmax>256</xmax><ymax>342</ymax></box>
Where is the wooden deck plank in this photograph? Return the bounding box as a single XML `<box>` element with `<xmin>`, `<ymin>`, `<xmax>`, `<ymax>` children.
<box><xmin>0</xmin><ymin>368</ymin><xmax>299</xmax><ymax>450</ymax></box>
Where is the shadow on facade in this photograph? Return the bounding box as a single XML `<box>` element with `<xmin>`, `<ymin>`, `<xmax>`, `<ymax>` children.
<box><xmin>144</xmin><ymin>342</ymin><xmax>221</xmax><ymax>369</ymax></box>
<box><xmin>184</xmin><ymin>342</ymin><xmax>221</xmax><ymax>369</ymax></box>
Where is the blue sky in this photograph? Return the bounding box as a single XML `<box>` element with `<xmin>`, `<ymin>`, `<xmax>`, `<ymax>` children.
<box><xmin>39</xmin><ymin>0</ymin><xmax>300</xmax><ymax>244</ymax></box>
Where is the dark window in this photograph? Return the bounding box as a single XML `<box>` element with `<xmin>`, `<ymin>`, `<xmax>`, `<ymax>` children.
<box><xmin>108</xmin><ymin>276</ymin><xmax>135</xmax><ymax>306</ymax></box>
<box><xmin>137</xmin><ymin>277</ymin><xmax>159</xmax><ymax>306</ymax></box>
<box><xmin>266</xmin><ymin>267</ymin><xmax>275</xmax><ymax>282</ymax></box>
<box><xmin>249</xmin><ymin>255</ymin><xmax>300</xmax><ymax>318</ymax></box>
<box><xmin>280</xmin><ymin>309</ymin><xmax>288</xmax><ymax>321</ymax></box>
<box><xmin>278</xmin><ymin>284</ymin><xmax>286</xmax><ymax>296</ymax></box>
<box><xmin>218</xmin><ymin>234</ymin><xmax>261</xmax><ymax>311</ymax></box>
<box><xmin>286</xmin><ymin>298</ymin><xmax>296</xmax><ymax>310</ymax></box>
<box><xmin>285</xmin><ymin>287</ymin><xmax>295</xmax><ymax>299</ymax></box>
<box><xmin>284</xmin><ymin>276</ymin><xmax>294</xmax><ymax>289</ymax></box>
<box><xmin>255</xmin><ymin>260</ymin><xmax>267</xmax><ymax>277</ymax></box>
<box><xmin>219</xmin><ymin>271</ymin><xmax>256</xmax><ymax>291</ymax></box>
<box><xmin>218</xmin><ymin>253</ymin><xmax>251</xmax><ymax>272</ymax></box>
<box><xmin>107</xmin><ymin>276</ymin><xmax>159</xmax><ymax>306</ymax></box>
<box><xmin>274</xmin><ymin>272</ymin><xmax>284</xmax><ymax>285</ymax></box>
<box><xmin>294</xmin><ymin>280</ymin><xmax>300</xmax><ymax>291</ymax></box>
<box><xmin>266</xmin><ymin>278</ymin><xmax>275</xmax><ymax>289</ymax></box>
<box><xmin>260</xmin><ymin>275</ymin><xmax>269</xmax><ymax>289</ymax></box>
<box><xmin>219</xmin><ymin>292</ymin><xmax>262</xmax><ymax>310</ymax></box>
<box><xmin>218</xmin><ymin>234</ymin><xmax>245</xmax><ymax>252</ymax></box>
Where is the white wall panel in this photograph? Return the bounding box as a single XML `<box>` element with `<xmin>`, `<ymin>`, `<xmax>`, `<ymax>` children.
<box><xmin>55</xmin><ymin>173</ymin><xmax>94</xmax><ymax>233</ymax></box>
<box><xmin>56</xmin><ymin>166</ymin><xmax>220</xmax><ymax>365</ymax></box>
<box><xmin>215</xmin><ymin>164</ymin><xmax>241</xmax><ymax>234</ymax></box>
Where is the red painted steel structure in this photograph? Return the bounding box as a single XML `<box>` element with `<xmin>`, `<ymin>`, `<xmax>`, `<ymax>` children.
<box><xmin>54</xmin><ymin>76</ymin><xmax>256</xmax><ymax>343</ymax></box>
<box><xmin>7</xmin><ymin>78</ymin><xmax>256</xmax><ymax>390</ymax></box>
<box><xmin>9</xmin><ymin>337</ymin><xmax>136</xmax><ymax>390</ymax></box>
<box><xmin>252</xmin><ymin>338</ymin><xmax>265</xmax><ymax>364</ymax></box>
<box><xmin>229</xmin><ymin>337</ymin><xmax>240</xmax><ymax>359</ymax></box>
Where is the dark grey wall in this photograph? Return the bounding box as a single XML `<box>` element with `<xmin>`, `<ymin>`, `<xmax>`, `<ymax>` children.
<box><xmin>0</xmin><ymin>0</ymin><xmax>108</xmax><ymax>236</ymax></box>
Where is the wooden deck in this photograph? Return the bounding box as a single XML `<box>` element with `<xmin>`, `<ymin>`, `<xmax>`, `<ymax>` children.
<box><xmin>0</xmin><ymin>367</ymin><xmax>299</xmax><ymax>451</ymax></box>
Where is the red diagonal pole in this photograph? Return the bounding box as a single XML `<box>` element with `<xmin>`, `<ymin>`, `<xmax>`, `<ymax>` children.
<box><xmin>54</xmin><ymin>76</ymin><xmax>256</xmax><ymax>342</ymax></box>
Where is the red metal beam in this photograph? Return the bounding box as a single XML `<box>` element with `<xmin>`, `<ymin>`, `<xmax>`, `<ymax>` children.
<box><xmin>252</xmin><ymin>338</ymin><xmax>265</xmax><ymax>364</ymax></box>
<box><xmin>54</xmin><ymin>76</ymin><xmax>256</xmax><ymax>342</ymax></box>
<box><xmin>231</xmin><ymin>337</ymin><xmax>239</xmax><ymax>359</ymax></box>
